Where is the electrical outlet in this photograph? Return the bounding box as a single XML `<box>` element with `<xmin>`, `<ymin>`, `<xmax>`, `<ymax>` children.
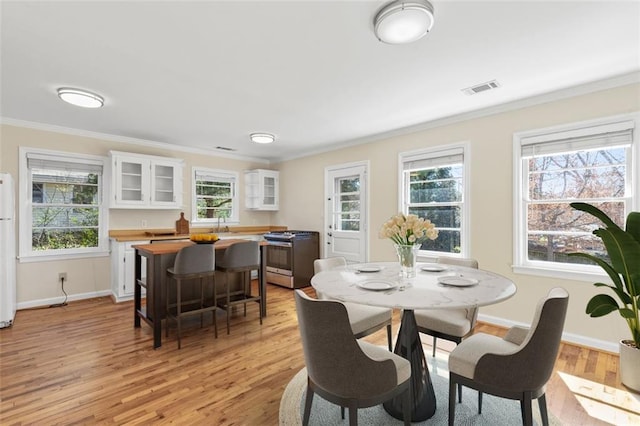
<box><xmin>58</xmin><ymin>272</ymin><xmax>67</xmax><ymax>282</ymax></box>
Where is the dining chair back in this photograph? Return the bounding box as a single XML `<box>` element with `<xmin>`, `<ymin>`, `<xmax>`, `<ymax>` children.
<box><xmin>166</xmin><ymin>243</ymin><xmax>217</xmax><ymax>349</ymax></box>
<box><xmin>313</xmin><ymin>257</ymin><xmax>394</xmax><ymax>351</ymax></box>
<box><xmin>294</xmin><ymin>290</ymin><xmax>411</xmax><ymax>426</ymax></box>
<box><xmin>414</xmin><ymin>257</ymin><xmax>480</xmax><ymax>357</ymax></box>
<box><xmin>447</xmin><ymin>287</ymin><xmax>569</xmax><ymax>426</ymax></box>
<box><xmin>216</xmin><ymin>240</ymin><xmax>262</xmax><ymax>334</ymax></box>
<box><xmin>313</xmin><ymin>257</ymin><xmax>348</xmax><ymax>299</ymax></box>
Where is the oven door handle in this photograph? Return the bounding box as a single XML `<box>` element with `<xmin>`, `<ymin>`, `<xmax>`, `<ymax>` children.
<box><xmin>267</xmin><ymin>241</ymin><xmax>293</xmax><ymax>247</ymax></box>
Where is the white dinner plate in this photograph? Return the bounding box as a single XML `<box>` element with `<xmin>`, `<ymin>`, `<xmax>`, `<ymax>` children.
<box><xmin>437</xmin><ymin>276</ymin><xmax>479</xmax><ymax>287</ymax></box>
<box><xmin>421</xmin><ymin>264</ymin><xmax>447</xmax><ymax>272</ymax></box>
<box><xmin>357</xmin><ymin>280</ymin><xmax>397</xmax><ymax>291</ymax></box>
<box><xmin>357</xmin><ymin>266</ymin><xmax>381</xmax><ymax>273</ymax></box>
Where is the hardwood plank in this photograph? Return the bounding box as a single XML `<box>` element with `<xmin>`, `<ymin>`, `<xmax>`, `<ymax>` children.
<box><xmin>1</xmin><ymin>284</ymin><xmax>637</xmax><ymax>425</ymax></box>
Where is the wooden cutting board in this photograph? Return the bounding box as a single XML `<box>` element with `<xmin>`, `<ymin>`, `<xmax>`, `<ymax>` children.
<box><xmin>176</xmin><ymin>212</ymin><xmax>189</xmax><ymax>235</ymax></box>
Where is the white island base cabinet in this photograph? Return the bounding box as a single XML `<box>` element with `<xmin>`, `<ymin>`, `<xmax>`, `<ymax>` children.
<box><xmin>110</xmin><ymin>239</ymin><xmax>148</xmax><ymax>302</ymax></box>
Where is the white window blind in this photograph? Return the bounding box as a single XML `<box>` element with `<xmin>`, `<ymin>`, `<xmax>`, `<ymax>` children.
<box><xmin>27</xmin><ymin>153</ymin><xmax>104</xmax><ymax>174</ymax></box>
<box><xmin>521</xmin><ymin>121</ymin><xmax>634</xmax><ymax>157</ymax></box>
<box><xmin>402</xmin><ymin>147</ymin><xmax>464</xmax><ymax>171</ymax></box>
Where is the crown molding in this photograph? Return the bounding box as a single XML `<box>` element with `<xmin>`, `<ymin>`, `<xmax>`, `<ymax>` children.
<box><xmin>0</xmin><ymin>117</ymin><xmax>271</xmax><ymax>165</ymax></box>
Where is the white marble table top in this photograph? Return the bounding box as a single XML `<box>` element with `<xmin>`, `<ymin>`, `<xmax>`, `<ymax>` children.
<box><xmin>310</xmin><ymin>262</ymin><xmax>516</xmax><ymax>311</ymax></box>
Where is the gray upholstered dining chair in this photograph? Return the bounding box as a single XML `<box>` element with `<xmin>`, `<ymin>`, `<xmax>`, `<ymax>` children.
<box><xmin>414</xmin><ymin>257</ymin><xmax>480</xmax><ymax>356</ymax></box>
<box><xmin>216</xmin><ymin>240</ymin><xmax>262</xmax><ymax>334</ymax></box>
<box><xmin>313</xmin><ymin>257</ymin><xmax>393</xmax><ymax>351</ymax></box>
<box><xmin>166</xmin><ymin>243</ymin><xmax>218</xmax><ymax>349</ymax></box>
<box><xmin>448</xmin><ymin>287</ymin><xmax>569</xmax><ymax>426</ymax></box>
<box><xmin>294</xmin><ymin>290</ymin><xmax>411</xmax><ymax>426</ymax></box>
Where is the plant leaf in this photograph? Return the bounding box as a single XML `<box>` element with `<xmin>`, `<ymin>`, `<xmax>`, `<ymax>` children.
<box><xmin>595</xmin><ymin>226</ymin><xmax>640</xmax><ymax>297</ymax></box>
<box><xmin>568</xmin><ymin>252</ymin><xmax>623</xmax><ymax>289</ymax></box>
<box><xmin>626</xmin><ymin>212</ymin><xmax>640</xmax><ymax>245</ymax></box>
<box><xmin>570</xmin><ymin>202</ymin><xmax>622</xmax><ymax>230</ymax></box>
<box><xmin>592</xmin><ymin>282</ymin><xmax>633</xmax><ymax>305</ymax></box>
<box><xmin>619</xmin><ymin>308</ymin><xmax>637</xmax><ymax>319</ymax></box>
<box><xmin>586</xmin><ymin>294</ymin><xmax>619</xmax><ymax>317</ymax></box>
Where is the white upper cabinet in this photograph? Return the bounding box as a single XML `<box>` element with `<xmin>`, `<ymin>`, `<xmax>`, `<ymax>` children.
<box><xmin>109</xmin><ymin>151</ymin><xmax>183</xmax><ymax>209</ymax></box>
<box><xmin>245</xmin><ymin>169</ymin><xmax>279</xmax><ymax>211</ymax></box>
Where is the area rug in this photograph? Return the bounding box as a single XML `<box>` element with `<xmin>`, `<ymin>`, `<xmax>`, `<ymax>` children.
<box><xmin>279</xmin><ymin>355</ymin><xmax>561</xmax><ymax>425</ymax></box>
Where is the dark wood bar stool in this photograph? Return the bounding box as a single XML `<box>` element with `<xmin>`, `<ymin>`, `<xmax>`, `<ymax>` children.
<box><xmin>216</xmin><ymin>240</ymin><xmax>262</xmax><ymax>334</ymax></box>
<box><xmin>166</xmin><ymin>244</ymin><xmax>217</xmax><ymax>349</ymax></box>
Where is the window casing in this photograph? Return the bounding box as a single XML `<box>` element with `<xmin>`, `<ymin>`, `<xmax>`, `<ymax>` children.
<box><xmin>19</xmin><ymin>148</ymin><xmax>109</xmax><ymax>261</ymax></box>
<box><xmin>191</xmin><ymin>167</ymin><xmax>239</xmax><ymax>224</ymax></box>
<box><xmin>513</xmin><ymin>114</ymin><xmax>639</xmax><ymax>279</ymax></box>
<box><xmin>399</xmin><ymin>143</ymin><xmax>470</xmax><ymax>257</ymax></box>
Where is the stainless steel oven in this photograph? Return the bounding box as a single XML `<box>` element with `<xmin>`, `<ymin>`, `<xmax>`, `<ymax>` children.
<box><xmin>263</xmin><ymin>231</ymin><xmax>319</xmax><ymax>289</ymax></box>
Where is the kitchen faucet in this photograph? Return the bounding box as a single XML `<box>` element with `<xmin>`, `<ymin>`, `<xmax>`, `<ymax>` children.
<box><xmin>216</xmin><ymin>216</ymin><xmax>229</xmax><ymax>233</ymax></box>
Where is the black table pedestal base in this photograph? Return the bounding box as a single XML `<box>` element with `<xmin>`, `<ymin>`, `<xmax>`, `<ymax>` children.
<box><xmin>383</xmin><ymin>309</ymin><xmax>436</xmax><ymax>422</ymax></box>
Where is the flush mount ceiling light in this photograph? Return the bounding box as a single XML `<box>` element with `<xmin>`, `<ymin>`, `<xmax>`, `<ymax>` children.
<box><xmin>57</xmin><ymin>87</ymin><xmax>104</xmax><ymax>108</ymax></box>
<box><xmin>374</xmin><ymin>0</ymin><xmax>435</xmax><ymax>44</ymax></box>
<box><xmin>250</xmin><ymin>133</ymin><xmax>275</xmax><ymax>144</ymax></box>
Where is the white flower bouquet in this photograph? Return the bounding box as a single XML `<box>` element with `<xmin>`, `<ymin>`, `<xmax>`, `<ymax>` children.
<box><xmin>379</xmin><ymin>213</ymin><xmax>438</xmax><ymax>246</ymax></box>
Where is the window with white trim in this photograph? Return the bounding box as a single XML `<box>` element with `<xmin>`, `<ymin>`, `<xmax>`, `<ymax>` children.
<box><xmin>19</xmin><ymin>148</ymin><xmax>108</xmax><ymax>260</ymax></box>
<box><xmin>191</xmin><ymin>167</ymin><xmax>239</xmax><ymax>224</ymax></box>
<box><xmin>514</xmin><ymin>114</ymin><xmax>638</xmax><ymax>277</ymax></box>
<box><xmin>399</xmin><ymin>144</ymin><xmax>470</xmax><ymax>256</ymax></box>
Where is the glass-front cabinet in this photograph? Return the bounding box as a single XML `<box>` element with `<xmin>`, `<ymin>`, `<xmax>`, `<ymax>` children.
<box><xmin>110</xmin><ymin>151</ymin><xmax>183</xmax><ymax>209</ymax></box>
<box><xmin>245</xmin><ymin>169</ymin><xmax>279</xmax><ymax>211</ymax></box>
<box><xmin>151</xmin><ymin>160</ymin><xmax>181</xmax><ymax>207</ymax></box>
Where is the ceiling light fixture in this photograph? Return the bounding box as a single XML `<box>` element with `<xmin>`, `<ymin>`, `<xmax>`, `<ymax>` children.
<box><xmin>250</xmin><ymin>133</ymin><xmax>275</xmax><ymax>144</ymax></box>
<box><xmin>374</xmin><ymin>0</ymin><xmax>435</xmax><ymax>44</ymax></box>
<box><xmin>57</xmin><ymin>87</ymin><xmax>104</xmax><ymax>108</ymax></box>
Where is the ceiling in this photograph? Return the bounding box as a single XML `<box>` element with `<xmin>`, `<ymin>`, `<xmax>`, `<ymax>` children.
<box><xmin>1</xmin><ymin>1</ymin><xmax>639</xmax><ymax>163</ymax></box>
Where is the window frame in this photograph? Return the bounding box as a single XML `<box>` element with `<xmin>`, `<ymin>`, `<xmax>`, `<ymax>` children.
<box><xmin>398</xmin><ymin>142</ymin><xmax>471</xmax><ymax>259</ymax></box>
<box><xmin>18</xmin><ymin>147</ymin><xmax>109</xmax><ymax>262</ymax></box>
<box><xmin>191</xmin><ymin>167</ymin><xmax>239</xmax><ymax>225</ymax></box>
<box><xmin>513</xmin><ymin>112</ymin><xmax>639</xmax><ymax>281</ymax></box>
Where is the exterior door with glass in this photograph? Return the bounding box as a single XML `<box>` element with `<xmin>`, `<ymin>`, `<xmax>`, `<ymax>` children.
<box><xmin>324</xmin><ymin>163</ymin><xmax>368</xmax><ymax>263</ymax></box>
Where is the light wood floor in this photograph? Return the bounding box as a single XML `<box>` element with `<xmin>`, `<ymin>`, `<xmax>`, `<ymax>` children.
<box><xmin>1</xmin><ymin>284</ymin><xmax>638</xmax><ymax>425</ymax></box>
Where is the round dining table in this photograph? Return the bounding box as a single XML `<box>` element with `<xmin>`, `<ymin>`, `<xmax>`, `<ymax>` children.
<box><xmin>310</xmin><ymin>261</ymin><xmax>516</xmax><ymax>422</ymax></box>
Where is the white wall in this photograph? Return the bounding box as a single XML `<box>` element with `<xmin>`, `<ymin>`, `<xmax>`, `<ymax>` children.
<box><xmin>274</xmin><ymin>82</ymin><xmax>640</xmax><ymax>350</ymax></box>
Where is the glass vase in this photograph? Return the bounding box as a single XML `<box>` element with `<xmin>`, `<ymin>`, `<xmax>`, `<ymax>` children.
<box><xmin>394</xmin><ymin>244</ymin><xmax>419</xmax><ymax>279</ymax></box>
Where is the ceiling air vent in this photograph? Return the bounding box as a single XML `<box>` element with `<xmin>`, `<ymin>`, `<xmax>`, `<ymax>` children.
<box><xmin>462</xmin><ymin>80</ymin><xmax>501</xmax><ymax>96</ymax></box>
<box><xmin>216</xmin><ymin>146</ymin><xmax>236</xmax><ymax>152</ymax></box>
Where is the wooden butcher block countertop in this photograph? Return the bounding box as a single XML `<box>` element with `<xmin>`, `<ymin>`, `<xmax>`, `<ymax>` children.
<box><xmin>109</xmin><ymin>226</ymin><xmax>287</xmax><ymax>242</ymax></box>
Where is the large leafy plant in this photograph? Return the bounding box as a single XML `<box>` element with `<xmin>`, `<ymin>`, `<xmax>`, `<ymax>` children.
<box><xmin>569</xmin><ymin>202</ymin><xmax>640</xmax><ymax>348</ymax></box>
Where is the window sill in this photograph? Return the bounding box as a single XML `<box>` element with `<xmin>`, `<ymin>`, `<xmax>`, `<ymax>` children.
<box><xmin>18</xmin><ymin>250</ymin><xmax>110</xmax><ymax>263</ymax></box>
<box><xmin>512</xmin><ymin>264</ymin><xmax>607</xmax><ymax>283</ymax></box>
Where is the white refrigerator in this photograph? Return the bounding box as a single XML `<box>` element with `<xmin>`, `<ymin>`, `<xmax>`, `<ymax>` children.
<box><xmin>0</xmin><ymin>173</ymin><xmax>16</xmax><ymax>328</ymax></box>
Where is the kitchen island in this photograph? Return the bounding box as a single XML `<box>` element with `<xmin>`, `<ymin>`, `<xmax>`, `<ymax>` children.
<box><xmin>133</xmin><ymin>239</ymin><xmax>269</xmax><ymax>349</ymax></box>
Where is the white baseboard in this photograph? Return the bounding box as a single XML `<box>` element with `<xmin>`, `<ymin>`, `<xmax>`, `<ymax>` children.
<box><xmin>478</xmin><ymin>313</ymin><xmax>620</xmax><ymax>354</ymax></box>
<box><xmin>16</xmin><ymin>290</ymin><xmax>112</xmax><ymax>310</ymax></box>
